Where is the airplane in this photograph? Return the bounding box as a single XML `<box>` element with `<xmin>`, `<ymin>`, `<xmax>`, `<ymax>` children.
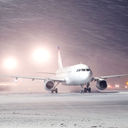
<box><xmin>2</xmin><ymin>47</ymin><xmax>128</xmax><ymax>93</ymax></box>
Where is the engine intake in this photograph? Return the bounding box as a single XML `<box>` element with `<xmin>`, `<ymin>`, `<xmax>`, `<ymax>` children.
<box><xmin>44</xmin><ymin>80</ymin><xmax>54</xmax><ymax>90</ymax></box>
<box><xmin>96</xmin><ymin>79</ymin><xmax>107</xmax><ymax>90</ymax></box>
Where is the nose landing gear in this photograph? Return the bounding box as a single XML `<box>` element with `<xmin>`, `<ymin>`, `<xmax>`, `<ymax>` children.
<box><xmin>80</xmin><ymin>84</ymin><xmax>91</xmax><ymax>93</ymax></box>
<box><xmin>84</xmin><ymin>87</ymin><xmax>91</xmax><ymax>93</ymax></box>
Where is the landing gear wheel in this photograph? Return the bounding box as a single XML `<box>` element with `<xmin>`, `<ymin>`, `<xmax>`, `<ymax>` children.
<box><xmin>80</xmin><ymin>88</ymin><xmax>88</xmax><ymax>93</ymax></box>
<box><xmin>55</xmin><ymin>88</ymin><xmax>58</xmax><ymax>93</ymax></box>
<box><xmin>84</xmin><ymin>88</ymin><xmax>87</xmax><ymax>93</ymax></box>
<box><xmin>88</xmin><ymin>87</ymin><xmax>91</xmax><ymax>93</ymax></box>
<box><xmin>80</xmin><ymin>87</ymin><xmax>91</xmax><ymax>93</ymax></box>
<box><xmin>51</xmin><ymin>90</ymin><xmax>54</xmax><ymax>93</ymax></box>
<box><xmin>51</xmin><ymin>88</ymin><xmax>58</xmax><ymax>93</ymax></box>
<box><xmin>80</xmin><ymin>84</ymin><xmax>91</xmax><ymax>93</ymax></box>
<box><xmin>80</xmin><ymin>90</ymin><xmax>84</xmax><ymax>93</ymax></box>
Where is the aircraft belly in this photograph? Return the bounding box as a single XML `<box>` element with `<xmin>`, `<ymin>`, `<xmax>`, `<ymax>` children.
<box><xmin>65</xmin><ymin>74</ymin><xmax>86</xmax><ymax>85</ymax></box>
<box><xmin>65</xmin><ymin>72</ymin><xmax>92</xmax><ymax>85</ymax></box>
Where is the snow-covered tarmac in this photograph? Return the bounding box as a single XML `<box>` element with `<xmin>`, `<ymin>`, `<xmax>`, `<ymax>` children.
<box><xmin>0</xmin><ymin>92</ymin><xmax>128</xmax><ymax>128</ymax></box>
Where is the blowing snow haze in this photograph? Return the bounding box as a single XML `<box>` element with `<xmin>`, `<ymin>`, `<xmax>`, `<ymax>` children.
<box><xmin>0</xmin><ymin>0</ymin><xmax>128</xmax><ymax>92</ymax></box>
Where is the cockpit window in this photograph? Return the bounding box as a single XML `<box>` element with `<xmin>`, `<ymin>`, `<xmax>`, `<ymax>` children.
<box><xmin>76</xmin><ymin>69</ymin><xmax>80</xmax><ymax>72</ymax></box>
<box><xmin>86</xmin><ymin>69</ymin><xmax>90</xmax><ymax>71</ymax></box>
<box><xmin>76</xmin><ymin>69</ymin><xmax>90</xmax><ymax>72</ymax></box>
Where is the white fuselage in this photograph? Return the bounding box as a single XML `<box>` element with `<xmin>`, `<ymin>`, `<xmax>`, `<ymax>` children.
<box><xmin>56</xmin><ymin>64</ymin><xmax>93</xmax><ymax>85</ymax></box>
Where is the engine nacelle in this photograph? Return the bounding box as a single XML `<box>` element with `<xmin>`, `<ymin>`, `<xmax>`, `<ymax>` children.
<box><xmin>44</xmin><ymin>80</ymin><xmax>54</xmax><ymax>91</ymax></box>
<box><xmin>96</xmin><ymin>79</ymin><xmax>107</xmax><ymax>90</ymax></box>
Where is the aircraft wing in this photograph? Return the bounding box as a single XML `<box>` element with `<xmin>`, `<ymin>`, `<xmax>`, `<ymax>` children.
<box><xmin>95</xmin><ymin>74</ymin><xmax>128</xmax><ymax>80</ymax></box>
<box><xmin>36</xmin><ymin>72</ymin><xmax>56</xmax><ymax>75</ymax></box>
<box><xmin>0</xmin><ymin>75</ymin><xmax>65</xmax><ymax>82</ymax></box>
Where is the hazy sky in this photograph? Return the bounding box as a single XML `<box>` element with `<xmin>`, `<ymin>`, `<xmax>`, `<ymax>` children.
<box><xmin>0</xmin><ymin>0</ymin><xmax>128</xmax><ymax>92</ymax></box>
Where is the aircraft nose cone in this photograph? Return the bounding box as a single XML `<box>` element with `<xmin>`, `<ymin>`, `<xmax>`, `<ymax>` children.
<box><xmin>85</xmin><ymin>70</ymin><xmax>93</xmax><ymax>81</ymax></box>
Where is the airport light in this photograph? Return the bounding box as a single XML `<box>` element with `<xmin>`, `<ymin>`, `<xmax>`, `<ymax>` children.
<box><xmin>115</xmin><ymin>84</ymin><xmax>120</xmax><ymax>88</ymax></box>
<box><xmin>108</xmin><ymin>85</ymin><xmax>112</xmax><ymax>89</ymax></box>
<box><xmin>32</xmin><ymin>48</ymin><xmax>51</xmax><ymax>63</ymax></box>
<box><xmin>125</xmin><ymin>86</ymin><xmax>128</xmax><ymax>89</ymax></box>
<box><xmin>3</xmin><ymin>57</ymin><xmax>18</xmax><ymax>70</ymax></box>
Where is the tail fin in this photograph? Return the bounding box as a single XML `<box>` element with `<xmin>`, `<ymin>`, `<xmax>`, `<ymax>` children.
<box><xmin>57</xmin><ymin>46</ymin><xmax>63</xmax><ymax>69</ymax></box>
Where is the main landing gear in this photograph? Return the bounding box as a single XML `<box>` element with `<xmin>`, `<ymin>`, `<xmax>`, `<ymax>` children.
<box><xmin>51</xmin><ymin>88</ymin><xmax>58</xmax><ymax>93</ymax></box>
<box><xmin>51</xmin><ymin>82</ymin><xmax>59</xmax><ymax>93</ymax></box>
<box><xmin>80</xmin><ymin>84</ymin><xmax>91</xmax><ymax>93</ymax></box>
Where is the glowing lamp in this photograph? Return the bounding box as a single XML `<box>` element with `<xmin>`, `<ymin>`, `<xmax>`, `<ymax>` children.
<box><xmin>108</xmin><ymin>85</ymin><xmax>112</xmax><ymax>89</ymax></box>
<box><xmin>3</xmin><ymin>57</ymin><xmax>17</xmax><ymax>70</ymax></box>
<box><xmin>125</xmin><ymin>86</ymin><xmax>128</xmax><ymax>89</ymax></box>
<box><xmin>115</xmin><ymin>84</ymin><xmax>120</xmax><ymax>88</ymax></box>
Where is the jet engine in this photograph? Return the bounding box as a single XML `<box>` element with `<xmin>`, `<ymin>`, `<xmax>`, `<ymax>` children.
<box><xmin>44</xmin><ymin>80</ymin><xmax>54</xmax><ymax>90</ymax></box>
<box><xmin>96</xmin><ymin>79</ymin><xmax>107</xmax><ymax>90</ymax></box>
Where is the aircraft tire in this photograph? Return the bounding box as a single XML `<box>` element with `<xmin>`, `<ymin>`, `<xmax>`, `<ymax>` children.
<box><xmin>88</xmin><ymin>88</ymin><xmax>91</xmax><ymax>93</ymax></box>
<box><xmin>55</xmin><ymin>88</ymin><xmax>58</xmax><ymax>93</ymax></box>
<box><xmin>80</xmin><ymin>90</ymin><xmax>84</xmax><ymax>93</ymax></box>
<box><xmin>51</xmin><ymin>90</ymin><xmax>54</xmax><ymax>93</ymax></box>
<box><xmin>84</xmin><ymin>88</ymin><xmax>87</xmax><ymax>93</ymax></box>
<box><xmin>51</xmin><ymin>88</ymin><xmax>58</xmax><ymax>93</ymax></box>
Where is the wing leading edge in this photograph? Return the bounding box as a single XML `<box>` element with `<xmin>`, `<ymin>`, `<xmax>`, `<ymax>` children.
<box><xmin>0</xmin><ymin>75</ymin><xmax>65</xmax><ymax>82</ymax></box>
<box><xmin>94</xmin><ymin>74</ymin><xmax>128</xmax><ymax>80</ymax></box>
